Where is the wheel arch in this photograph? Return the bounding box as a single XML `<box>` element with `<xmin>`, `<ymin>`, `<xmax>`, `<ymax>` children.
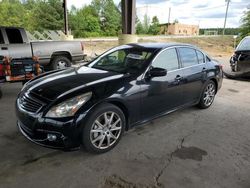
<box><xmin>209</xmin><ymin>78</ymin><xmax>218</xmax><ymax>93</ymax></box>
<box><xmin>50</xmin><ymin>51</ymin><xmax>72</xmax><ymax>63</ymax></box>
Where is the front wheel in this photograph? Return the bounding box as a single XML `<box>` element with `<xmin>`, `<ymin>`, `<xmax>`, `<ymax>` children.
<box><xmin>82</xmin><ymin>104</ymin><xmax>125</xmax><ymax>153</ymax></box>
<box><xmin>198</xmin><ymin>81</ymin><xmax>216</xmax><ymax>109</ymax></box>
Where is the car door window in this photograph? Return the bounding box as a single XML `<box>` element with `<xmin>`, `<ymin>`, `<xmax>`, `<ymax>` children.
<box><xmin>5</xmin><ymin>28</ymin><xmax>23</xmax><ymax>44</ymax></box>
<box><xmin>196</xmin><ymin>50</ymin><xmax>205</xmax><ymax>64</ymax></box>
<box><xmin>152</xmin><ymin>48</ymin><xmax>179</xmax><ymax>71</ymax></box>
<box><xmin>178</xmin><ymin>47</ymin><xmax>199</xmax><ymax>67</ymax></box>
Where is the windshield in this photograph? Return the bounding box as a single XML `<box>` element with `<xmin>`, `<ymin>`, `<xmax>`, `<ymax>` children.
<box><xmin>88</xmin><ymin>47</ymin><xmax>153</xmax><ymax>74</ymax></box>
<box><xmin>237</xmin><ymin>37</ymin><xmax>250</xmax><ymax>51</ymax></box>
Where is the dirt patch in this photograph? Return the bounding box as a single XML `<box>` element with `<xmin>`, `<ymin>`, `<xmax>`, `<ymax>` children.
<box><xmin>172</xmin><ymin>146</ymin><xmax>207</xmax><ymax>161</ymax></box>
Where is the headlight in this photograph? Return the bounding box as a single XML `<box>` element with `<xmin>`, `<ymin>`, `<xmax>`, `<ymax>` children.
<box><xmin>45</xmin><ymin>92</ymin><xmax>92</xmax><ymax>118</ymax></box>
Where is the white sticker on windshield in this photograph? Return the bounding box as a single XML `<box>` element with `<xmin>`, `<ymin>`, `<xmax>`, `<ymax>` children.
<box><xmin>127</xmin><ymin>53</ymin><xmax>143</xmax><ymax>60</ymax></box>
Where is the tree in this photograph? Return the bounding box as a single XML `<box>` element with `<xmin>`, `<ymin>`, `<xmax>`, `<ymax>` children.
<box><xmin>240</xmin><ymin>7</ymin><xmax>250</xmax><ymax>38</ymax></box>
<box><xmin>69</xmin><ymin>5</ymin><xmax>101</xmax><ymax>37</ymax></box>
<box><xmin>148</xmin><ymin>16</ymin><xmax>160</xmax><ymax>35</ymax></box>
<box><xmin>136</xmin><ymin>21</ymin><xmax>144</xmax><ymax>34</ymax></box>
<box><xmin>90</xmin><ymin>0</ymin><xmax>121</xmax><ymax>36</ymax></box>
<box><xmin>142</xmin><ymin>14</ymin><xmax>150</xmax><ymax>34</ymax></box>
<box><xmin>33</xmin><ymin>0</ymin><xmax>64</xmax><ymax>31</ymax></box>
<box><xmin>0</xmin><ymin>0</ymin><xmax>27</xmax><ymax>28</ymax></box>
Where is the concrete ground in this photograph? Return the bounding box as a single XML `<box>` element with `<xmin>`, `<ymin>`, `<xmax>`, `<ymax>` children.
<box><xmin>0</xmin><ymin>58</ymin><xmax>250</xmax><ymax>188</ymax></box>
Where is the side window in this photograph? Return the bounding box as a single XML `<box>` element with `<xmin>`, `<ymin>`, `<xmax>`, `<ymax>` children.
<box><xmin>0</xmin><ymin>30</ymin><xmax>4</xmax><ymax>44</ymax></box>
<box><xmin>196</xmin><ymin>50</ymin><xmax>205</xmax><ymax>64</ymax></box>
<box><xmin>152</xmin><ymin>48</ymin><xmax>179</xmax><ymax>71</ymax></box>
<box><xmin>5</xmin><ymin>28</ymin><xmax>23</xmax><ymax>44</ymax></box>
<box><xmin>178</xmin><ymin>47</ymin><xmax>199</xmax><ymax>67</ymax></box>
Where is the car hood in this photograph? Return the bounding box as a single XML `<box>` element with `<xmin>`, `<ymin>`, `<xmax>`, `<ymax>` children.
<box><xmin>25</xmin><ymin>66</ymin><xmax>124</xmax><ymax>100</ymax></box>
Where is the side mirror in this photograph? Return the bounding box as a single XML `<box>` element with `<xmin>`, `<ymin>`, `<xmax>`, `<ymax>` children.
<box><xmin>148</xmin><ymin>67</ymin><xmax>167</xmax><ymax>77</ymax></box>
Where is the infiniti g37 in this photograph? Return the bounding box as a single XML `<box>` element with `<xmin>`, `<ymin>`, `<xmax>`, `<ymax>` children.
<box><xmin>16</xmin><ymin>43</ymin><xmax>223</xmax><ymax>153</ymax></box>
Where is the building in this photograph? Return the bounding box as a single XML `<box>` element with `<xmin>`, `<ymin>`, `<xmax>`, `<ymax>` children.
<box><xmin>160</xmin><ymin>23</ymin><xmax>199</xmax><ymax>36</ymax></box>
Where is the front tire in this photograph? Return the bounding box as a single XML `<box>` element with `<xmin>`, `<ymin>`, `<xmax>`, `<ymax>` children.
<box><xmin>82</xmin><ymin>103</ymin><xmax>125</xmax><ymax>153</ymax></box>
<box><xmin>198</xmin><ymin>80</ymin><xmax>216</xmax><ymax>109</ymax></box>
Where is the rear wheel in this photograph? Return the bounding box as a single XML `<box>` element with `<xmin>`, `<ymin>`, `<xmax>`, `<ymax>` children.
<box><xmin>82</xmin><ymin>103</ymin><xmax>125</xmax><ymax>153</ymax></box>
<box><xmin>198</xmin><ymin>80</ymin><xmax>216</xmax><ymax>109</ymax></box>
<box><xmin>50</xmin><ymin>56</ymin><xmax>71</xmax><ymax>70</ymax></box>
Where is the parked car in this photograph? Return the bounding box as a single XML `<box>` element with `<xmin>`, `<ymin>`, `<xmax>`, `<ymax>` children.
<box><xmin>230</xmin><ymin>36</ymin><xmax>250</xmax><ymax>76</ymax></box>
<box><xmin>0</xmin><ymin>26</ymin><xmax>84</xmax><ymax>70</ymax></box>
<box><xmin>16</xmin><ymin>43</ymin><xmax>223</xmax><ymax>153</ymax></box>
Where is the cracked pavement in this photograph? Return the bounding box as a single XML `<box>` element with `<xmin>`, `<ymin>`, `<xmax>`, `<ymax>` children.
<box><xmin>0</xmin><ymin>57</ymin><xmax>250</xmax><ymax>188</ymax></box>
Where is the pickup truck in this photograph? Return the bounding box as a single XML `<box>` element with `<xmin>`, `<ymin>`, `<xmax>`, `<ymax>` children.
<box><xmin>0</xmin><ymin>26</ymin><xmax>84</xmax><ymax>70</ymax></box>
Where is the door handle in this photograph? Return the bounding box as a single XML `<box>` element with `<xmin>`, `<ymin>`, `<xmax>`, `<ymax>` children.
<box><xmin>1</xmin><ymin>47</ymin><xmax>8</xmax><ymax>50</ymax></box>
<box><xmin>202</xmin><ymin>67</ymin><xmax>206</xmax><ymax>72</ymax></box>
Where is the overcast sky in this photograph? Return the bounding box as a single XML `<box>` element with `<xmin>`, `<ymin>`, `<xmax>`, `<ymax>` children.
<box><xmin>68</xmin><ymin>0</ymin><xmax>249</xmax><ymax>28</ymax></box>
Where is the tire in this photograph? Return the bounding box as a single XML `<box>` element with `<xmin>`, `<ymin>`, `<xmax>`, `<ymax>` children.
<box><xmin>197</xmin><ymin>80</ymin><xmax>216</xmax><ymax>109</ymax></box>
<box><xmin>82</xmin><ymin>103</ymin><xmax>126</xmax><ymax>153</ymax></box>
<box><xmin>49</xmin><ymin>56</ymin><xmax>71</xmax><ymax>70</ymax></box>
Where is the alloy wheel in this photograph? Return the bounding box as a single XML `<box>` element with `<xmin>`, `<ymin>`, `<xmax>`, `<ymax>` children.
<box><xmin>90</xmin><ymin>111</ymin><xmax>122</xmax><ymax>150</ymax></box>
<box><xmin>203</xmin><ymin>83</ymin><xmax>215</xmax><ymax>107</ymax></box>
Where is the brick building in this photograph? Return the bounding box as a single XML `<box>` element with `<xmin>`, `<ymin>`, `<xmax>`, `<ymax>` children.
<box><xmin>160</xmin><ymin>23</ymin><xmax>199</xmax><ymax>36</ymax></box>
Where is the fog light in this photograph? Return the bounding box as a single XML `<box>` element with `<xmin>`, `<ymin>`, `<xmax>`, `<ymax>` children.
<box><xmin>47</xmin><ymin>134</ymin><xmax>57</xmax><ymax>141</ymax></box>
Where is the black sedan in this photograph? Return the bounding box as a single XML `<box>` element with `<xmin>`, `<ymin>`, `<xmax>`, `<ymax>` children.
<box><xmin>16</xmin><ymin>43</ymin><xmax>223</xmax><ymax>153</ymax></box>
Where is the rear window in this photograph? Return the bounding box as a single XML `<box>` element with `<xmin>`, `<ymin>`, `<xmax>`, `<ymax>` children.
<box><xmin>178</xmin><ymin>47</ymin><xmax>199</xmax><ymax>67</ymax></box>
<box><xmin>5</xmin><ymin>28</ymin><xmax>23</xmax><ymax>44</ymax></box>
<box><xmin>196</xmin><ymin>50</ymin><xmax>205</xmax><ymax>64</ymax></box>
<box><xmin>0</xmin><ymin>30</ymin><xmax>4</xmax><ymax>44</ymax></box>
<box><xmin>237</xmin><ymin>37</ymin><xmax>250</xmax><ymax>51</ymax></box>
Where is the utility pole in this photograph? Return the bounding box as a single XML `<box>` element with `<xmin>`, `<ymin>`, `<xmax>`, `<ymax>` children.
<box><xmin>168</xmin><ymin>7</ymin><xmax>171</xmax><ymax>25</ymax></box>
<box><xmin>63</xmin><ymin>0</ymin><xmax>68</xmax><ymax>35</ymax></box>
<box><xmin>223</xmin><ymin>0</ymin><xmax>230</xmax><ymax>36</ymax></box>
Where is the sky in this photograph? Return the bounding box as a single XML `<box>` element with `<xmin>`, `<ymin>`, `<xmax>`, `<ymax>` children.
<box><xmin>68</xmin><ymin>0</ymin><xmax>249</xmax><ymax>28</ymax></box>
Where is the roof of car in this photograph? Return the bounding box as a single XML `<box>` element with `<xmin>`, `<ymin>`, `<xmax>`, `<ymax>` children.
<box><xmin>128</xmin><ymin>42</ymin><xmax>194</xmax><ymax>49</ymax></box>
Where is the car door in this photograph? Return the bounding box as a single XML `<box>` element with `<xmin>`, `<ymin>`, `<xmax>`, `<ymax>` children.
<box><xmin>4</xmin><ymin>28</ymin><xmax>32</xmax><ymax>59</ymax></box>
<box><xmin>140</xmin><ymin>47</ymin><xmax>184</xmax><ymax>120</ymax></box>
<box><xmin>177</xmin><ymin>47</ymin><xmax>206</xmax><ymax>104</ymax></box>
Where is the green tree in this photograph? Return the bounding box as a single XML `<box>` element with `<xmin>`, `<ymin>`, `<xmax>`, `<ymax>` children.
<box><xmin>0</xmin><ymin>0</ymin><xmax>27</xmax><ymax>28</ymax></box>
<box><xmin>240</xmin><ymin>7</ymin><xmax>250</xmax><ymax>38</ymax></box>
<box><xmin>148</xmin><ymin>16</ymin><xmax>160</xmax><ymax>35</ymax></box>
<box><xmin>91</xmin><ymin>0</ymin><xmax>121</xmax><ymax>36</ymax></box>
<box><xmin>69</xmin><ymin>5</ymin><xmax>101</xmax><ymax>37</ymax></box>
<box><xmin>142</xmin><ymin>14</ymin><xmax>150</xmax><ymax>34</ymax></box>
<box><xmin>33</xmin><ymin>0</ymin><xmax>64</xmax><ymax>31</ymax></box>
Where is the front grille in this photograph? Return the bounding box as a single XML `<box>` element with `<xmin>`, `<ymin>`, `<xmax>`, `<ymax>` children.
<box><xmin>19</xmin><ymin>94</ymin><xmax>44</xmax><ymax>113</ymax></box>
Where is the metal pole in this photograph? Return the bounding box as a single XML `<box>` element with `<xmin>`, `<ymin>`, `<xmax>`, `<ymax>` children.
<box><xmin>121</xmin><ymin>0</ymin><xmax>136</xmax><ymax>34</ymax></box>
<box><xmin>223</xmin><ymin>0</ymin><xmax>230</xmax><ymax>36</ymax></box>
<box><xmin>63</xmin><ymin>0</ymin><xmax>68</xmax><ymax>35</ymax></box>
<box><xmin>168</xmin><ymin>7</ymin><xmax>171</xmax><ymax>25</ymax></box>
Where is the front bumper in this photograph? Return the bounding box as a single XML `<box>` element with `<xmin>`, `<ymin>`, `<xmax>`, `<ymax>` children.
<box><xmin>16</xmin><ymin>102</ymin><xmax>83</xmax><ymax>151</ymax></box>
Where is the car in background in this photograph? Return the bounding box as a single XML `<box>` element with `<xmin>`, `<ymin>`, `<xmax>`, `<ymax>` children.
<box><xmin>16</xmin><ymin>43</ymin><xmax>223</xmax><ymax>153</ymax></box>
<box><xmin>230</xmin><ymin>36</ymin><xmax>250</xmax><ymax>76</ymax></box>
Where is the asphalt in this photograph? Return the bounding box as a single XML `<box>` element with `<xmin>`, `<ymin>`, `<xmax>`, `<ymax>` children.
<box><xmin>0</xmin><ymin>57</ymin><xmax>250</xmax><ymax>188</ymax></box>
